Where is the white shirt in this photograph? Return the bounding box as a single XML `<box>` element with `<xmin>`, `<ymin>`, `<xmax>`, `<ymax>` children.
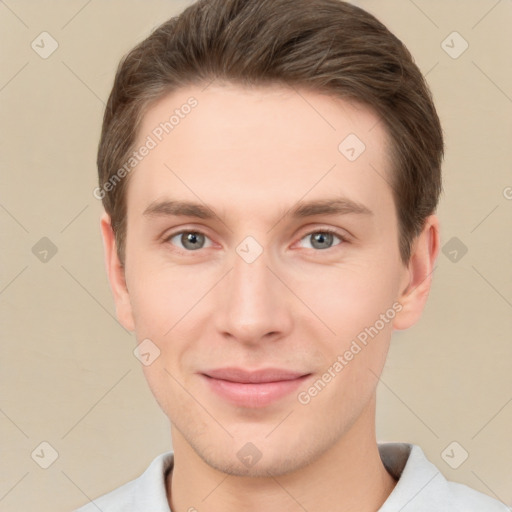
<box><xmin>74</xmin><ymin>443</ymin><xmax>509</xmax><ymax>511</ymax></box>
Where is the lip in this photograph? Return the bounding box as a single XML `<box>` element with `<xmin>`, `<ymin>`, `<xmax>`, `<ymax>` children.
<box><xmin>200</xmin><ymin>367</ymin><xmax>311</xmax><ymax>408</ymax></box>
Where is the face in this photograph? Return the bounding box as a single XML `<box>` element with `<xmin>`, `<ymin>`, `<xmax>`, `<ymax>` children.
<box><xmin>103</xmin><ymin>83</ymin><xmax>435</xmax><ymax>477</ymax></box>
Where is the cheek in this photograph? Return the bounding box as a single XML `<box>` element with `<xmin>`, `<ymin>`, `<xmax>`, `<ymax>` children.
<box><xmin>126</xmin><ymin>259</ymin><xmax>206</xmax><ymax>338</ymax></box>
<box><xmin>292</xmin><ymin>257</ymin><xmax>399</xmax><ymax>406</ymax></box>
<box><xmin>296</xmin><ymin>310</ymin><xmax>394</xmax><ymax>424</ymax></box>
<box><xmin>291</xmin><ymin>257</ymin><xmax>399</xmax><ymax>342</ymax></box>
<box><xmin>126</xmin><ymin>261</ymin><xmax>211</xmax><ymax>385</ymax></box>
<box><xmin>129</xmin><ymin>268</ymin><xmax>197</xmax><ymax>417</ymax></box>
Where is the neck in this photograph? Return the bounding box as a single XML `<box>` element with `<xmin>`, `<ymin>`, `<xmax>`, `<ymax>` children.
<box><xmin>167</xmin><ymin>396</ymin><xmax>396</xmax><ymax>512</ymax></box>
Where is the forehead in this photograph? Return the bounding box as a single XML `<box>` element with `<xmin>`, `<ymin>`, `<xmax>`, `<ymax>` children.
<box><xmin>128</xmin><ymin>83</ymin><xmax>394</xmax><ymax>222</ymax></box>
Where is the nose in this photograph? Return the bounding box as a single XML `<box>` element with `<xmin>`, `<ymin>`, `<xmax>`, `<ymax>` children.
<box><xmin>214</xmin><ymin>243</ymin><xmax>293</xmax><ymax>346</ymax></box>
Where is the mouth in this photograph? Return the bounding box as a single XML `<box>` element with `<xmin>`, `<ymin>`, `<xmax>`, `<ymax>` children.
<box><xmin>200</xmin><ymin>367</ymin><xmax>312</xmax><ymax>408</ymax></box>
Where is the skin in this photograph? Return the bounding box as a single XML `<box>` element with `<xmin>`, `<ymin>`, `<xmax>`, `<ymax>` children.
<box><xmin>101</xmin><ymin>83</ymin><xmax>440</xmax><ymax>512</ymax></box>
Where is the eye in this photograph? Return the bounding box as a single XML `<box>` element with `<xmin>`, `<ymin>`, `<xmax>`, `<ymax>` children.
<box><xmin>166</xmin><ymin>230</ymin><xmax>213</xmax><ymax>251</ymax></box>
<box><xmin>297</xmin><ymin>229</ymin><xmax>346</xmax><ymax>250</ymax></box>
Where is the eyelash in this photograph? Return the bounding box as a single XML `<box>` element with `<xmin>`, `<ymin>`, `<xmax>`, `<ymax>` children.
<box><xmin>163</xmin><ymin>227</ymin><xmax>349</xmax><ymax>253</ymax></box>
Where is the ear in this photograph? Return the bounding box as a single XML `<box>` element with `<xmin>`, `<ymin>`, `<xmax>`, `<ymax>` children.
<box><xmin>100</xmin><ymin>212</ymin><xmax>135</xmax><ymax>332</ymax></box>
<box><xmin>393</xmin><ymin>214</ymin><xmax>440</xmax><ymax>331</ymax></box>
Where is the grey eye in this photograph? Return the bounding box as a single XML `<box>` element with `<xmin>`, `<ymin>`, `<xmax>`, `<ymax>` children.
<box><xmin>169</xmin><ymin>231</ymin><xmax>211</xmax><ymax>251</ymax></box>
<box><xmin>299</xmin><ymin>231</ymin><xmax>342</xmax><ymax>250</ymax></box>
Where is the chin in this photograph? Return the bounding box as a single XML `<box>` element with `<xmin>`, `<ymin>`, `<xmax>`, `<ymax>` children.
<box><xmin>201</xmin><ymin>446</ymin><xmax>311</xmax><ymax>478</ymax></box>
<box><xmin>184</xmin><ymin>421</ymin><xmax>337</xmax><ymax>479</ymax></box>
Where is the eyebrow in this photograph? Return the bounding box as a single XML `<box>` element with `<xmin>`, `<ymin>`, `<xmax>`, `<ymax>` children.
<box><xmin>142</xmin><ymin>197</ymin><xmax>373</xmax><ymax>221</ymax></box>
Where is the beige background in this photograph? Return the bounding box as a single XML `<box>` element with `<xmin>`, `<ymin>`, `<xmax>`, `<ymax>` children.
<box><xmin>1</xmin><ymin>0</ymin><xmax>511</xmax><ymax>510</ymax></box>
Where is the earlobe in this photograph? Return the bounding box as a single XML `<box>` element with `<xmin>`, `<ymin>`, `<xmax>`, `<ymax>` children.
<box><xmin>100</xmin><ymin>213</ymin><xmax>135</xmax><ymax>332</ymax></box>
<box><xmin>393</xmin><ymin>215</ymin><xmax>440</xmax><ymax>331</ymax></box>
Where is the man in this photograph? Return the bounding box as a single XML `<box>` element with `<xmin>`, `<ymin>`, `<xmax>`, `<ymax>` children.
<box><xmin>77</xmin><ymin>0</ymin><xmax>508</xmax><ymax>510</ymax></box>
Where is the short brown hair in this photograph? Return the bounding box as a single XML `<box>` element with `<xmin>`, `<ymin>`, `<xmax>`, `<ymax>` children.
<box><xmin>97</xmin><ymin>0</ymin><xmax>443</xmax><ymax>266</ymax></box>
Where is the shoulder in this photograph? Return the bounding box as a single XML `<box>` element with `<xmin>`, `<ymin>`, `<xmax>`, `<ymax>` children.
<box><xmin>378</xmin><ymin>443</ymin><xmax>509</xmax><ymax>511</ymax></box>
<box><xmin>73</xmin><ymin>451</ymin><xmax>174</xmax><ymax>512</ymax></box>
<box><xmin>446</xmin><ymin>479</ymin><xmax>510</xmax><ymax>511</ymax></box>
